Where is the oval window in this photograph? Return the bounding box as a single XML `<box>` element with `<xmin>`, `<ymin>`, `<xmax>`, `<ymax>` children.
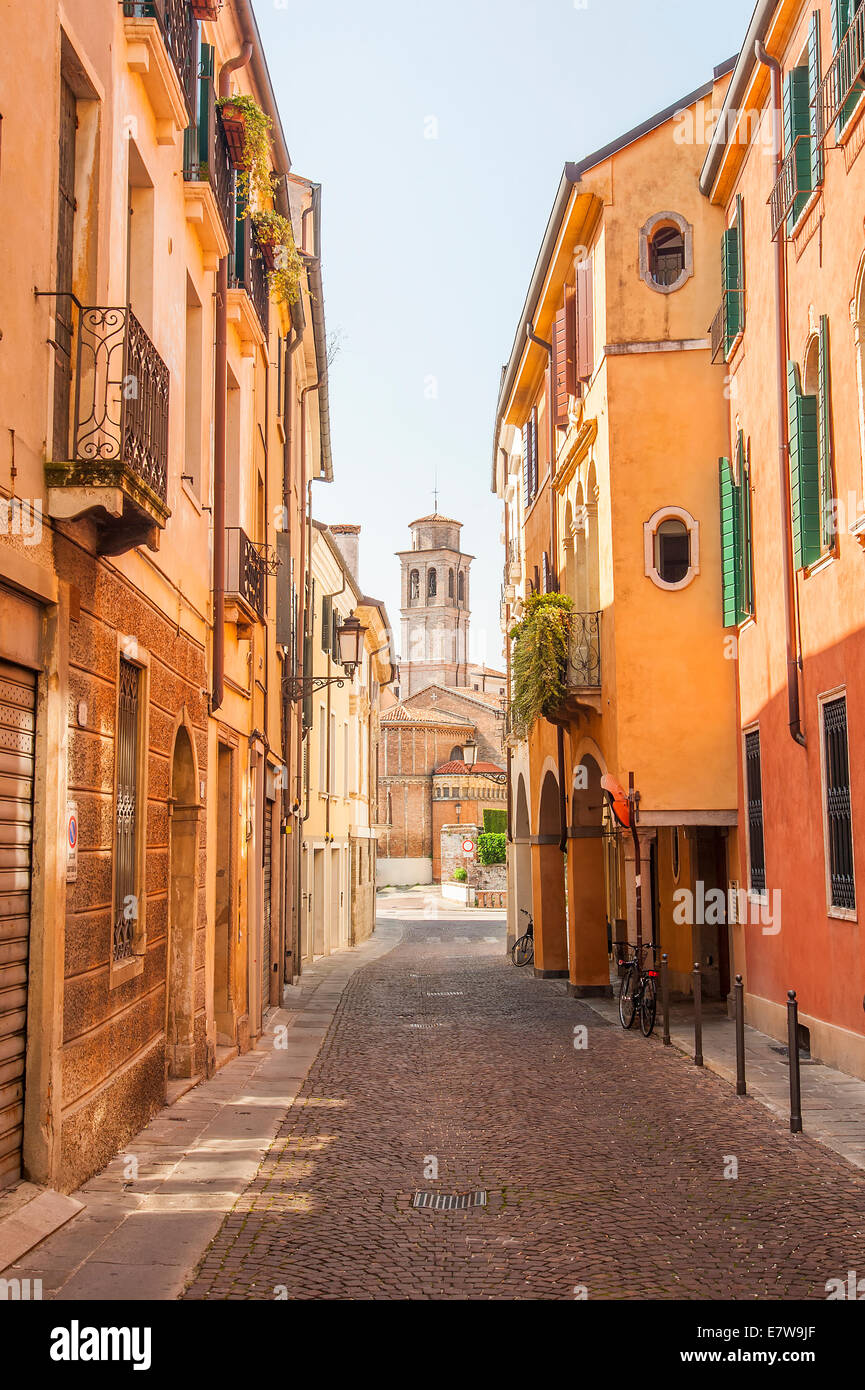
<box><xmin>649</xmin><ymin>225</ymin><xmax>686</xmax><ymax>287</ymax></box>
<box><xmin>654</xmin><ymin>518</ymin><xmax>690</xmax><ymax>585</ymax></box>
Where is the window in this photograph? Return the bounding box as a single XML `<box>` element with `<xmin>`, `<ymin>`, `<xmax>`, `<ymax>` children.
<box><xmin>745</xmin><ymin>729</ymin><xmax>766</xmax><ymax>895</ymax></box>
<box><xmin>832</xmin><ymin>0</ymin><xmax>865</xmax><ymax>134</ymax></box>
<box><xmin>782</xmin><ymin>65</ymin><xmax>814</xmax><ymax>231</ymax></box>
<box><xmin>183</xmin><ymin>276</ymin><xmax>204</xmax><ymax>498</ymax></box>
<box><xmin>671</xmin><ymin>826</ymin><xmax>680</xmax><ymax>882</ymax></box>
<box><xmin>522</xmin><ymin>407</ymin><xmax>539</xmax><ymax>509</ymax></box>
<box><xmin>720</xmin><ymin>196</ymin><xmax>745</xmax><ymax>355</ymax></box>
<box><xmin>409</xmin><ymin>569</ymin><xmax>420</xmax><ymax>601</ymax></box>
<box><xmin>457</xmin><ymin>571</ymin><xmax>465</xmax><ymax>604</ymax></box>
<box><xmin>343</xmin><ymin>722</ymin><xmax>349</xmax><ymax>799</ymax></box>
<box><xmin>321</xmin><ymin>594</ymin><xmax>332</xmax><ymax>654</ymax></box>
<box><xmin>822</xmin><ymin>695</ymin><xmax>855</xmax><ymax>912</ymax></box>
<box><xmin>113</xmin><ymin>655</ymin><xmax>144</xmax><ymax>967</ymax></box>
<box><xmin>448</xmin><ymin>568</ymin><xmax>454</xmax><ymax>598</ymax></box>
<box><xmin>330</xmin><ymin>713</ymin><xmax>336</xmax><ymax>795</ymax></box>
<box><xmin>318</xmin><ymin>706</ymin><xmax>326</xmax><ymax>789</ymax></box>
<box><xmin>644</xmin><ymin>507</ymin><xmax>699</xmax><ymax>591</ymax></box>
<box><xmin>427</xmin><ymin>568</ymin><xmax>437</xmax><ymax>598</ymax></box>
<box><xmin>639</xmin><ymin>212</ymin><xmax>693</xmax><ymax>294</ymax></box>
<box><xmin>795</xmin><ymin>320</ymin><xmax>835</xmax><ymax>561</ymax></box>
<box><xmin>719</xmin><ymin>439</ymin><xmax>755</xmax><ymax>624</ymax></box>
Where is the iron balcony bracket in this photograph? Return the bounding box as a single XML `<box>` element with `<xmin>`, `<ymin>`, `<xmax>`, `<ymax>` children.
<box><xmin>285</xmin><ymin>673</ymin><xmax>347</xmax><ymax>703</ymax></box>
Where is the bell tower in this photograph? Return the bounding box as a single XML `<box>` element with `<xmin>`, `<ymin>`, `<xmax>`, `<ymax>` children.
<box><xmin>396</xmin><ymin>513</ymin><xmax>473</xmax><ymax>696</ymax></box>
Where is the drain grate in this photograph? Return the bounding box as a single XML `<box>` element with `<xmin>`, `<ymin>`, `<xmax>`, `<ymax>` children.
<box><xmin>413</xmin><ymin>1190</ymin><xmax>487</xmax><ymax>1211</ymax></box>
<box><xmin>425</xmin><ymin>991</ymin><xmax>463</xmax><ymax>997</ymax></box>
<box><xmin>408</xmin><ymin>1022</ymin><xmax>447</xmax><ymax>1029</ymax></box>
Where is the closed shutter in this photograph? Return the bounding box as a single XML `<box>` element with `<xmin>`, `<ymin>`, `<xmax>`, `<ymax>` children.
<box><xmin>575</xmin><ymin>258</ymin><xmax>594</xmax><ymax>382</ymax></box>
<box><xmin>722</xmin><ymin>225</ymin><xmax>741</xmax><ymax>351</ymax></box>
<box><xmin>808</xmin><ymin>12</ymin><xmax>825</xmax><ymax>188</ymax></box>
<box><xmin>321</xmin><ymin>594</ymin><xmax>332</xmax><ymax>654</ymax></box>
<box><xmin>522</xmin><ymin>423</ymin><xmax>530</xmax><ymax>510</ymax></box>
<box><xmin>0</xmin><ymin>662</ymin><xmax>36</xmax><ymax>1189</ymax></box>
<box><xmin>783</xmin><ymin>67</ymin><xmax>813</xmax><ymax>231</ymax></box>
<box><xmin>553</xmin><ymin>306</ymin><xmax>569</xmax><ymax>428</ymax></box>
<box><xmin>739</xmin><ymin>436</ymin><xmax>754</xmax><ymax>620</ymax></box>
<box><xmin>745</xmin><ymin>729</ymin><xmax>766</xmax><ymax>895</ymax></box>
<box><xmin>564</xmin><ymin>283</ymin><xmax>577</xmax><ymax>396</ymax></box>
<box><xmin>818</xmin><ymin>315</ymin><xmax>834</xmax><ymax>548</ymax></box>
<box><xmin>831</xmin><ymin>0</ymin><xmax>862</xmax><ymax>128</ymax></box>
<box><xmin>787</xmin><ymin>360</ymin><xmax>821</xmax><ymax>569</ymax></box>
<box><xmin>719</xmin><ymin>457</ymin><xmax>739</xmax><ymax>627</ymax></box>
<box><xmin>261</xmin><ymin>799</ymin><xmax>272</xmax><ymax>1019</ymax></box>
<box><xmin>53</xmin><ymin>78</ymin><xmax>77</xmax><ymax>460</ymax></box>
<box><xmin>302</xmin><ymin>633</ymin><xmax>313</xmax><ymax>730</ymax></box>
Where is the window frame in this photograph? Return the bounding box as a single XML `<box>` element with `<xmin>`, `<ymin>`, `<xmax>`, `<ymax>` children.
<box><xmin>742</xmin><ymin>724</ymin><xmax>767</xmax><ymax>904</ymax></box>
<box><xmin>818</xmin><ymin>686</ymin><xmax>857</xmax><ymax>920</ymax></box>
<box><xmin>110</xmin><ymin>635</ymin><xmax>150</xmax><ymax>989</ymax></box>
<box><xmin>639</xmin><ymin>211</ymin><xmax>693</xmax><ymax>295</ymax></box>
<box><xmin>643</xmin><ymin>505</ymin><xmax>700</xmax><ymax>591</ymax></box>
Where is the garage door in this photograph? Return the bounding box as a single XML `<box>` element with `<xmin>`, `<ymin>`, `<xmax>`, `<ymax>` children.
<box><xmin>0</xmin><ymin>661</ymin><xmax>36</xmax><ymax>1188</ymax></box>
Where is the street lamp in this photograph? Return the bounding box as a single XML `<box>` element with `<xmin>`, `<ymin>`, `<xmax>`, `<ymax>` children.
<box><xmin>454</xmin><ymin>801</ymin><xmax>462</xmax><ymax>823</ymax></box>
<box><xmin>285</xmin><ymin>610</ymin><xmax>367</xmax><ymax>702</ymax></box>
<box><xmin>460</xmin><ymin>735</ymin><xmax>507</xmax><ymax>787</ymax></box>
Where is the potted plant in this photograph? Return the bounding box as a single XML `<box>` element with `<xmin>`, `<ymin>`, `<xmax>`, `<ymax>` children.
<box><xmin>251</xmin><ymin>210</ymin><xmax>304</xmax><ymax>307</ymax></box>
<box><xmin>216</xmin><ymin>94</ymin><xmax>273</xmax><ymax>203</ymax></box>
<box><xmin>508</xmin><ymin>591</ymin><xmax>574</xmax><ymax>739</ymax></box>
<box><xmin>190</xmin><ymin>0</ymin><xmax>222</xmax><ymax>18</ymax></box>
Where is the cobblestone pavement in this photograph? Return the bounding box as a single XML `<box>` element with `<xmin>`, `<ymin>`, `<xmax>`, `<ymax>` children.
<box><xmin>184</xmin><ymin>916</ymin><xmax>865</xmax><ymax>1300</ymax></box>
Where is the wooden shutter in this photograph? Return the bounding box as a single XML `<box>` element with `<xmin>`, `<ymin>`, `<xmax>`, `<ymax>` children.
<box><xmin>53</xmin><ymin>78</ymin><xmax>77</xmax><ymax>460</ymax></box>
<box><xmin>831</xmin><ymin>0</ymin><xmax>861</xmax><ymax>127</ymax></box>
<box><xmin>564</xmin><ymin>283</ymin><xmax>577</xmax><ymax>396</ymax></box>
<box><xmin>783</xmin><ymin>67</ymin><xmax>813</xmax><ymax>230</ymax></box>
<box><xmin>302</xmin><ymin>633</ymin><xmax>313</xmax><ymax>730</ymax></box>
<box><xmin>808</xmin><ymin>12</ymin><xmax>825</xmax><ymax>188</ymax></box>
<box><xmin>553</xmin><ymin>306</ymin><xmax>569</xmax><ymax>428</ymax></box>
<box><xmin>818</xmin><ymin>315</ymin><xmax>834</xmax><ymax>549</ymax></box>
<box><xmin>787</xmin><ymin>360</ymin><xmax>821</xmax><ymax>569</ymax></box>
<box><xmin>530</xmin><ymin>406</ymin><xmax>539</xmax><ymax>500</ymax></box>
<box><xmin>575</xmin><ymin>259</ymin><xmax>594</xmax><ymax>382</ymax></box>
<box><xmin>735</xmin><ymin>431</ymin><xmax>754</xmax><ymax>621</ymax></box>
<box><xmin>321</xmin><ymin>594</ymin><xmax>332</xmax><ymax>653</ymax></box>
<box><xmin>719</xmin><ymin>457</ymin><xmax>739</xmax><ymax>627</ymax></box>
<box><xmin>522</xmin><ymin>423</ymin><xmax>530</xmax><ymax>510</ymax></box>
<box><xmin>722</xmin><ymin>225</ymin><xmax>741</xmax><ymax>354</ymax></box>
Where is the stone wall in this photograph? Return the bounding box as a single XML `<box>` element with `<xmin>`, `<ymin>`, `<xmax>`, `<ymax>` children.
<box><xmin>440</xmin><ymin>823</ymin><xmax>479</xmax><ymax>883</ymax></box>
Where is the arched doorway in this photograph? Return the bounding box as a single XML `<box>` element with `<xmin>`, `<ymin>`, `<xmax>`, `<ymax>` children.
<box><xmin>167</xmin><ymin>724</ymin><xmax>201</xmax><ymax>1079</ymax></box>
<box><xmin>567</xmin><ymin>752</ymin><xmax>611</xmax><ymax>995</ymax></box>
<box><xmin>511</xmin><ymin>772</ymin><xmax>532</xmax><ymax>948</ymax></box>
<box><xmin>531</xmin><ymin>768</ymin><xmax>568</xmax><ymax>976</ymax></box>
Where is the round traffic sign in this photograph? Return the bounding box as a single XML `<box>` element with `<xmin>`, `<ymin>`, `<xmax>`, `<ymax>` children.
<box><xmin>462</xmin><ymin>838</ymin><xmax>474</xmax><ymax>855</ymax></box>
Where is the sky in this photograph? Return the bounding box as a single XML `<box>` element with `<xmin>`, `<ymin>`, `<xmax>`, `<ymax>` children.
<box><xmin>252</xmin><ymin>0</ymin><xmax>756</xmax><ymax>669</ymax></box>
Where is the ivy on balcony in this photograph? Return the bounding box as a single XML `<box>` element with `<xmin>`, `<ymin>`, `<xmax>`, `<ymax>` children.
<box><xmin>508</xmin><ymin>592</ymin><xmax>573</xmax><ymax>739</ymax></box>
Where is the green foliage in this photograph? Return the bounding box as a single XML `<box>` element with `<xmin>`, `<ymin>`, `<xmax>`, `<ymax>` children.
<box><xmin>251</xmin><ymin>210</ymin><xmax>303</xmax><ymax>307</ymax></box>
<box><xmin>483</xmin><ymin>808</ymin><xmax>507</xmax><ymax>835</ymax></box>
<box><xmin>453</xmin><ymin>867</ymin><xmax>468</xmax><ymax>883</ymax></box>
<box><xmin>508</xmin><ymin>592</ymin><xmax>573</xmax><ymax>739</ymax></box>
<box><xmin>217</xmin><ymin>94</ymin><xmax>274</xmax><ymax>206</ymax></box>
<box><xmin>477</xmin><ymin>832</ymin><xmax>506</xmax><ymax>865</ymax></box>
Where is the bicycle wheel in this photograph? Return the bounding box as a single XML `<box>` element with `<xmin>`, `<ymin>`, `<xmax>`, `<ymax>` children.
<box><xmin>511</xmin><ymin>934</ymin><xmax>533</xmax><ymax>967</ymax></box>
<box><xmin>618</xmin><ymin>966</ymin><xmax>638</xmax><ymax>1028</ymax></box>
<box><xmin>640</xmin><ymin>975</ymin><xmax>657</xmax><ymax>1037</ymax></box>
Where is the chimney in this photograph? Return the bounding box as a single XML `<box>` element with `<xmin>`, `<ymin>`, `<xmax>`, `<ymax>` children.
<box><xmin>329</xmin><ymin>524</ymin><xmax>361</xmax><ymax>579</ymax></box>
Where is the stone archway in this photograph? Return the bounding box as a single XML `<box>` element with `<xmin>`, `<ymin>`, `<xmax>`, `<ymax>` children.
<box><xmin>567</xmin><ymin>752</ymin><xmax>611</xmax><ymax>996</ymax></box>
<box><xmin>531</xmin><ymin>769</ymin><xmax>568</xmax><ymax>977</ymax></box>
<box><xmin>167</xmin><ymin>723</ymin><xmax>201</xmax><ymax>1079</ymax></box>
<box><xmin>510</xmin><ymin>772</ymin><xmax>532</xmax><ymax>948</ymax></box>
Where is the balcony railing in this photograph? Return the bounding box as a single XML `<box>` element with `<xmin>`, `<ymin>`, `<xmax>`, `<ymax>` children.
<box><xmin>226</xmin><ymin>527</ymin><xmax>266</xmax><ymax>620</ymax></box>
<box><xmin>231</xmin><ymin>214</ymin><xmax>270</xmax><ymax>338</ymax></box>
<box><xmin>710</xmin><ymin>291</ymin><xmax>745</xmax><ymax>363</ymax></box>
<box><xmin>815</xmin><ymin>6</ymin><xmax>865</xmax><ymax>144</ymax></box>
<box><xmin>122</xmin><ymin>0</ymin><xmax>199</xmax><ymax>122</ymax></box>
<box><xmin>53</xmin><ymin>305</ymin><xmax>169</xmax><ymax>506</ymax></box>
<box><xmin>769</xmin><ymin>135</ymin><xmax>814</xmax><ymax>239</ymax></box>
<box><xmin>183</xmin><ymin>60</ymin><xmax>234</xmax><ymax>241</ymax></box>
<box><xmin>566</xmin><ymin>611</ymin><xmax>601</xmax><ymax>689</ymax></box>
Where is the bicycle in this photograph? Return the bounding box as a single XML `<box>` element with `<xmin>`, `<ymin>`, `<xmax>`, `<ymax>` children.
<box><xmin>617</xmin><ymin>942</ymin><xmax>658</xmax><ymax>1037</ymax></box>
<box><xmin>511</xmin><ymin>909</ymin><xmax>534</xmax><ymax>967</ymax></box>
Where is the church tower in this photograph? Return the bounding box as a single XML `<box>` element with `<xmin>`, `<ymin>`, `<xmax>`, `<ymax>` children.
<box><xmin>396</xmin><ymin>513</ymin><xmax>473</xmax><ymax>697</ymax></box>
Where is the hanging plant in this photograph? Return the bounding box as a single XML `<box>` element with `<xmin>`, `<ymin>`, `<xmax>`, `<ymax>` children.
<box><xmin>216</xmin><ymin>94</ymin><xmax>273</xmax><ymax>205</ymax></box>
<box><xmin>252</xmin><ymin>210</ymin><xmax>304</xmax><ymax>307</ymax></box>
<box><xmin>508</xmin><ymin>592</ymin><xmax>573</xmax><ymax>739</ymax></box>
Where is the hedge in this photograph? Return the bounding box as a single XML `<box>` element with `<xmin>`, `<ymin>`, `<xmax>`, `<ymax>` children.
<box><xmin>483</xmin><ymin>808</ymin><xmax>507</xmax><ymax>835</ymax></box>
<box><xmin>477</xmin><ymin>832</ymin><xmax>506</xmax><ymax>865</ymax></box>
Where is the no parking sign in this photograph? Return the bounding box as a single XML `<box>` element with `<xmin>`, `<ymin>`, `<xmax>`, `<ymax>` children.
<box><xmin>462</xmin><ymin>838</ymin><xmax>475</xmax><ymax>857</ymax></box>
<box><xmin>66</xmin><ymin>801</ymin><xmax>78</xmax><ymax>883</ymax></box>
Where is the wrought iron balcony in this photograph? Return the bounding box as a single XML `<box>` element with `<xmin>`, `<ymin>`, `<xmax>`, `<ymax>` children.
<box><xmin>769</xmin><ymin>135</ymin><xmax>814</xmax><ymax>239</ymax></box>
<box><xmin>225</xmin><ymin>526</ymin><xmax>266</xmax><ymax>622</ymax></box>
<box><xmin>709</xmin><ymin>291</ymin><xmax>745</xmax><ymax>363</ymax></box>
<box><xmin>46</xmin><ymin>304</ymin><xmax>171</xmax><ymax>554</ymax></box>
<box><xmin>815</xmin><ymin>6</ymin><xmax>865</xmax><ymax>145</ymax></box>
<box><xmin>231</xmin><ymin>215</ymin><xmax>270</xmax><ymax>340</ymax></box>
<box><xmin>183</xmin><ymin>61</ymin><xmax>235</xmax><ymax>246</ymax></box>
<box><xmin>566</xmin><ymin>611</ymin><xmax>601</xmax><ymax>689</ymax></box>
<box><xmin>122</xmin><ymin>0</ymin><xmax>198</xmax><ymax>124</ymax></box>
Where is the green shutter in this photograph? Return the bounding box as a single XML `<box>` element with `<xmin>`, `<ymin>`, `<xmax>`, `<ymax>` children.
<box><xmin>832</xmin><ymin>0</ymin><xmax>861</xmax><ymax>129</ymax></box>
<box><xmin>735</xmin><ymin>431</ymin><xmax>754</xmax><ymax>622</ymax></box>
<box><xmin>809</xmin><ymin>12</ymin><xmax>825</xmax><ymax>188</ymax></box>
<box><xmin>783</xmin><ymin>67</ymin><xmax>813</xmax><ymax>231</ymax></box>
<box><xmin>321</xmin><ymin>594</ymin><xmax>332</xmax><ymax>653</ymax></box>
<box><xmin>719</xmin><ymin>456</ymin><xmax>740</xmax><ymax>627</ymax></box>
<box><xmin>818</xmin><ymin>315</ymin><xmax>834</xmax><ymax>548</ymax></box>
<box><xmin>788</xmin><ymin>361</ymin><xmax>821</xmax><ymax>569</ymax></box>
<box><xmin>199</xmin><ymin>43</ymin><xmax>213</xmax><ymax>169</ymax></box>
<box><xmin>722</xmin><ymin>226</ymin><xmax>741</xmax><ymax>353</ymax></box>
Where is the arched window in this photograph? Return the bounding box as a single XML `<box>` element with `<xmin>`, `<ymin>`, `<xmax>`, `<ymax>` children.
<box><xmin>449</xmin><ymin>746</ymin><xmax>463</xmax><ymax>762</ymax></box>
<box><xmin>409</xmin><ymin>569</ymin><xmax>419</xmax><ymax>601</ymax></box>
<box><xmin>428</xmin><ymin>569</ymin><xmax>437</xmax><ymax>598</ymax></box>
<box><xmin>643</xmin><ymin>506</ymin><xmax>699</xmax><ymax>590</ymax></box>
<box><xmin>649</xmin><ymin>225</ymin><xmax>685</xmax><ymax>287</ymax></box>
<box><xmin>457</xmin><ymin>571</ymin><xmax>465</xmax><ymax>603</ymax></box>
<box><xmin>448</xmin><ymin>568</ymin><xmax>454</xmax><ymax>598</ymax></box>
<box><xmin>639</xmin><ymin>212</ymin><xmax>693</xmax><ymax>295</ymax></box>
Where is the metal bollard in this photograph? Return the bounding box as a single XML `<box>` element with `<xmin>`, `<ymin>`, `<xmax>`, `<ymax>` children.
<box><xmin>661</xmin><ymin>952</ymin><xmax>671</xmax><ymax>1046</ymax></box>
<box><xmin>734</xmin><ymin>974</ymin><xmax>746</xmax><ymax>1096</ymax></box>
<box><xmin>693</xmin><ymin>961</ymin><xmax>703</xmax><ymax>1067</ymax></box>
<box><xmin>787</xmin><ymin>990</ymin><xmax>803</xmax><ymax>1133</ymax></box>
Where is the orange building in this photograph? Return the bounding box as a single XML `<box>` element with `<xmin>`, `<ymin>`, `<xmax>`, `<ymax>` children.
<box><xmin>700</xmin><ymin>0</ymin><xmax>865</xmax><ymax>1078</ymax></box>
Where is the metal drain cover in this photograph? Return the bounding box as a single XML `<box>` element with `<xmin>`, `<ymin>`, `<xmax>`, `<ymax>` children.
<box><xmin>413</xmin><ymin>1190</ymin><xmax>487</xmax><ymax>1211</ymax></box>
<box><xmin>425</xmin><ymin>991</ymin><xmax>463</xmax><ymax>997</ymax></box>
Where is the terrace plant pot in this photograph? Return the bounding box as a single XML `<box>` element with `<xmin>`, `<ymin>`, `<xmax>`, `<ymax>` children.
<box><xmin>190</xmin><ymin>1</ymin><xmax>222</xmax><ymax>19</ymax></box>
<box><xmin>217</xmin><ymin>102</ymin><xmax>248</xmax><ymax>170</ymax></box>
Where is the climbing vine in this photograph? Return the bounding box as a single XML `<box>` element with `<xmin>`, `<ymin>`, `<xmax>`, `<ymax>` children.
<box><xmin>508</xmin><ymin>592</ymin><xmax>573</xmax><ymax>739</ymax></box>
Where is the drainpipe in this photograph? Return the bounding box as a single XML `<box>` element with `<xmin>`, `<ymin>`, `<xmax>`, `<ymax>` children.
<box><xmin>503</xmin><ymin>464</ymin><xmax>513</xmax><ymax>845</ymax></box>
<box><xmin>526</xmin><ymin>322</ymin><xmax>558</xmax><ymax>593</ymax></box>
<box><xmin>212</xmin><ymin>42</ymin><xmax>253</xmax><ymax>713</ymax></box>
<box><xmin>755</xmin><ymin>40</ymin><xmax>806</xmax><ymax>747</ymax></box>
<box><xmin>282</xmin><ymin>326</ymin><xmax>304</xmax><ymax>984</ymax></box>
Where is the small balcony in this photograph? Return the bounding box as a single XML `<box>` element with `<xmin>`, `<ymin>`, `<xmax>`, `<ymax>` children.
<box><xmin>815</xmin><ymin>7</ymin><xmax>865</xmax><ymax>145</ymax></box>
<box><xmin>769</xmin><ymin>135</ymin><xmax>814</xmax><ymax>239</ymax></box>
<box><xmin>549</xmin><ymin>611</ymin><xmax>602</xmax><ymax>723</ymax></box>
<box><xmin>47</xmin><ymin>305</ymin><xmax>171</xmax><ymax>555</ymax></box>
<box><xmin>225</xmin><ymin>527</ymin><xmax>266</xmax><ymax>628</ymax></box>
<box><xmin>183</xmin><ymin>58</ymin><xmax>235</xmax><ymax>267</ymax></box>
<box><xmin>122</xmin><ymin>0</ymin><xmax>198</xmax><ymax>144</ymax></box>
<box><xmin>710</xmin><ymin>291</ymin><xmax>744</xmax><ymax>363</ymax></box>
<box><xmin>228</xmin><ymin>215</ymin><xmax>270</xmax><ymax>353</ymax></box>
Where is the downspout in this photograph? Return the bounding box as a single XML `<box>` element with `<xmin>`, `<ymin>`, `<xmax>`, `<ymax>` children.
<box><xmin>283</xmin><ymin>325</ymin><xmax>304</xmax><ymax>984</ymax></box>
<box><xmin>755</xmin><ymin>40</ymin><xmax>806</xmax><ymax>746</ymax></box>
<box><xmin>503</xmin><ymin>462</ymin><xmax>513</xmax><ymax>846</ymax></box>
<box><xmin>294</xmin><ymin>381</ymin><xmax>318</xmax><ymax>964</ymax></box>
<box><xmin>212</xmin><ymin>42</ymin><xmax>253</xmax><ymax>713</ymax></box>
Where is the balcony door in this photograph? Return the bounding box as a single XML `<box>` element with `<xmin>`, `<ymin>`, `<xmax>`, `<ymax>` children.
<box><xmin>53</xmin><ymin>78</ymin><xmax>77</xmax><ymax>460</ymax></box>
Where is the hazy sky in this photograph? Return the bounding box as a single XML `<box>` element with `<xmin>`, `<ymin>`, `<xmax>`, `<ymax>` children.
<box><xmin>253</xmin><ymin>0</ymin><xmax>755</xmax><ymax>668</ymax></box>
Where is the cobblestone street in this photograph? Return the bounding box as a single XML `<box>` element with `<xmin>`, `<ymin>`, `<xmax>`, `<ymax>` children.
<box><xmin>184</xmin><ymin>906</ymin><xmax>865</xmax><ymax>1300</ymax></box>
